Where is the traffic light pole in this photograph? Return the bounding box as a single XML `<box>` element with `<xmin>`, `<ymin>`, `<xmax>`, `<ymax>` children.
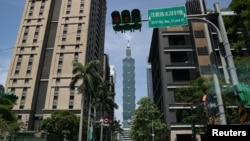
<box><xmin>214</xmin><ymin>3</ymin><xmax>238</xmax><ymax>86</ymax></box>
<box><xmin>214</xmin><ymin>2</ymin><xmax>250</xmax><ymax>124</ymax></box>
<box><xmin>187</xmin><ymin>16</ymin><xmax>227</xmax><ymax>125</ymax></box>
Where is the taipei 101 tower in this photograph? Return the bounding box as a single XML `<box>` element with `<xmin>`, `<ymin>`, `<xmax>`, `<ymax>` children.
<box><xmin>122</xmin><ymin>41</ymin><xmax>136</xmax><ymax>128</ymax></box>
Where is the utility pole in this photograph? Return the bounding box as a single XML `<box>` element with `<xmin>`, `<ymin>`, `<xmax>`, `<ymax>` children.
<box><xmin>214</xmin><ymin>3</ymin><xmax>238</xmax><ymax>86</ymax></box>
<box><xmin>198</xmin><ymin>0</ymin><xmax>227</xmax><ymax>125</ymax></box>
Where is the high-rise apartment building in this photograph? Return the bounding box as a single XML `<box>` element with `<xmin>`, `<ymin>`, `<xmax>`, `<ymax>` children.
<box><xmin>122</xmin><ymin>41</ymin><xmax>136</xmax><ymax>128</ymax></box>
<box><xmin>4</xmin><ymin>0</ymin><xmax>106</xmax><ymax>131</ymax></box>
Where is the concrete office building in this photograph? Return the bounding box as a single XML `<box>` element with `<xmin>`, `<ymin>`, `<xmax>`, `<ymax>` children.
<box><xmin>148</xmin><ymin>0</ymin><xmax>236</xmax><ymax>140</ymax></box>
<box><xmin>4</xmin><ymin>0</ymin><xmax>106</xmax><ymax>130</ymax></box>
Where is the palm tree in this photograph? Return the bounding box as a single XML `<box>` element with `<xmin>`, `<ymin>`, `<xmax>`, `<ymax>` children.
<box><xmin>110</xmin><ymin>120</ymin><xmax>123</xmax><ymax>141</ymax></box>
<box><xmin>96</xmin><ymin>80</ymin><xmax>118</xmax><ymax>117</ymax></box>
<box><xmin>93</xmin><ymin>78</ymin><xmax>118</xmax><ymax>141</ymax></box>
<box><xmin>70</xmin><ymin>60</ymin><xmax>101</xmax><ymax>141</ymax></box>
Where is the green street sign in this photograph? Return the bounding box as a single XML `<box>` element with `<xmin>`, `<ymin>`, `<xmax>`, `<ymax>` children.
<box><xmin>148</xmin><ymin>5</ymin><xmax>188</xmax><ymax>28</ymax></box>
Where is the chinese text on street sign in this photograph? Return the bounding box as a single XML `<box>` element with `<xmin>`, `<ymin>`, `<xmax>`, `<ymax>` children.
<box><xmin>148</xmin><ymin>5</ymin><xmax>188</xmax><ymax>28</ymax></box>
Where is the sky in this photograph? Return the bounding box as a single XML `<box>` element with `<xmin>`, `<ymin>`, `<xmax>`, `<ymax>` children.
<box><xmin>0</xmin><ymin>0</ymin><xmax>232</xmax><ymax>122</ymax></box>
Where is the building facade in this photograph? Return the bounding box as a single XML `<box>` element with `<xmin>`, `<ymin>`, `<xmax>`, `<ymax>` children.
<box><xmin>4</xmin><ymin>0</ymin><xmax>106</xmax><ymax>130</ymax></box>
<box><xmin>122</xmin><ymin>42</ymin><xmax>136</xmax><ymax>128</ymax></box>
<box><xmin>148</xmin><ymin>0</ymin><xmax>236</xmax><ymax>141</ymax></box>
<box><xmin>146</xmin><ymin>59</ymin><xmax>154</xmax><ymax>100</ymax></box>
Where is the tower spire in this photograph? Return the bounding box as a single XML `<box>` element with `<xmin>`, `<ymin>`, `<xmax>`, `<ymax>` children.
<box><xmin>126</xmin><ymin>40</ymin><xmax>131</xmax><ymax>57</ymax></box>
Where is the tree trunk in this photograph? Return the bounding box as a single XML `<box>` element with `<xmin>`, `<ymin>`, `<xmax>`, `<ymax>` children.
<box><xmin>78</xmin><ymin>94</ymin><xmax>85</xmax><ymax>141</ymax></box>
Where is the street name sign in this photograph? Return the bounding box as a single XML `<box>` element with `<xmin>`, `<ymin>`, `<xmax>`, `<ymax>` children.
<box><xmin>148</xmin><ymin>5</ymin><xmax>188</xmax><ymax>28</ymax></box>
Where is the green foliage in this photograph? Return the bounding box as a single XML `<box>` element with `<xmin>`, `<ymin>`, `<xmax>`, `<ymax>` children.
<box><xmin>224</xmin><ymin>0</ymin><xmax>250</xmax><ymax>50</ymax></box>
<box><xmin>234</xmin><ymin>56</ymin><xmax>250</xmax><ymax>85</ymax></box>
<box><xmin>70</xmin><ymin>60</ymin><xmax>101</xmax><ymax>98</ymax></box>
<box><xmin>2</xmin><ymin>92</ymin><xmax>18</xmax><ymax>104</ymax></box>
<box><xmin>0</xmin><ymin>92</ymin><xmax>21</xmax><ymax>139</ymax></box>
<box><xmin>130</xmin><ymin>97</ymin><xmax>166</xmax><ymax>141</ymax></box>
<box><xmin>40</xmin><ymin>110</ymin><xmax>81</xmax><ymax>141</ymax></box>
<box><xmin>175</xmin><ymin>77</ymin><xmax>209</xmax><ymax>104</ymax></box>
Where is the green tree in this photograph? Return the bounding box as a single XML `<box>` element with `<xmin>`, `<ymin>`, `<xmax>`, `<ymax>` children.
<box><xmin>93</xmin><ymin>77</ymin><xmax>118</xmax><ymax>141</ymax></box>
<box><xmin>223</xmin><ymin>0</ymin><xmax>250</xmax><ymax>51</ymax></box>
<box><xmin>0</xmin><ymin>92</ymin><xmax>21</xmax><ymax>139</ymax></box>
<box><xmin>109</xmin><ymin>120</ymin><xmax>123</xmax><ymax>141</ymax></box>
<box><xmin>70</xmin><ymin>60</ymin><xmax>101</xmax><ymax>141</ymax></box>
<box><xmin>95</xmin><ymin>79</ymin><xmax>118</xmax><ymax>117</ymax></box>
<box><xmin>175</xmin><ymin>77</ymin><xmax>209</xmax><ymax>104</ymax></box>
<box><xmin>130</xmin><ymin>97</ymin><xmax>166</xmax><ymax>141</ymax></box>
<box><xmin>175</xmin><ymin>77</ymin><xmax>239</xmax><ymax>124</ymax></box>
<box><xmin>234</xmin><ymin>56</ymin><xmax>250</xmax><ymax>85</ymax></box>
<box><xmin>40</xmin><ymin>110</ymin><xmax>80</xmax><ymax>141</ymax></box>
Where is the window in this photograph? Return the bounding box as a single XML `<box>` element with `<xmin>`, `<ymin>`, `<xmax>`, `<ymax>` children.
<box><xmin>65</xmin><ymin>17</ymin><xmax>69</xmax><ymax>21</ymax></box>
<box><xmin>76</xmin><ymin>37</ymin><xmax>80</xmax><ymax>41</ymax></box>
<box><xmin>13</xmin><ymin>79</ymin><xmax>17</xmax><ymax>84</ymax></box>
<box><xmin>24</xmin><ymin>79</ymin><xmax>29</xmax><ymax>84</ymax></box>
<box><xmin>33</xmin><ymin>39</ymin><xmax>37</xmax><ymax>43</ymax></box>
<box><xmin>22</xmin><ymin>39</ymin><xmax>26</xmax><ymax>44</ymax></box>
<box><xmin>20</xmin><ymin>47</ymin><xmax>24</xmax><ymax>52</ymax></box>
<box><xmin>31</xmin><ymin>46</ymin><xmax>36</xmax><ymax>51</ymax></box>
<box><xmin>194</xmin><ymin>30</ymin><xmax>205</xmax><ymax>38</ymax></box>
<box><xmin>22</xmin><ymin>88</ymin><xmax>27</xmax><ymax>96</ymax></box>
<box><xmin>172</xmin><ymin>70</ymin><xmax>190</xmax><ymax>81</ymax></box>
<box><xmin>52</xmin><ymin>105</ymin><xmax>57</xmax><ymax>109</ymax></box>
<box><xmin>169</xmin><ymin>35</ymin><xmax>185</xmax><ymax>45</ymax></box>
<box><xmin>56</xmin><ymin>78</ymin><xmax>60</xmax><ymax>83</ymax></box>
<box><xmin>200</xmin><ymin>66</ymin><xmax>212</xmax><ymax>75</ymax></box>
<box><xmin>15</xmin><ymin>70</ymin><xmax>19</xmax><ymax>75</ymax></box>
<box><xmin>26</xmin><ymin>70</ymin><xmax>31</xmax><ymax>75</ymax></box>
<box><xmin>57</xmin><ymin>69</ymin><xmax>62</xmax><ymax>74</ymax></box>
<box><xmin>70</xmin><ymin>89</ymin><xmax>74</xmax><ymax>96</ymax></box>
<box><xmin>54</xmin><ymin>87</ymin><xmax>59</xmax><ymax>95</ymax></box>
<box><xmin>197</xmin><ymin>47</ymin><xmax>208</xmax><ymax>55</ymax></box>
<box><xmin>28</xmin><ymin>12</ymin><xmax>33</xmax><ymax>16</ymax></box>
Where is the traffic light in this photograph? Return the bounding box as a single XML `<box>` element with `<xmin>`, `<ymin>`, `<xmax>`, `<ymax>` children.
<box><xmin>121</xmin><ymin>10</ymin><xmax>132</xmax><ymax>32</ymax></box>
<box><xmin>234</xmin><ymin>83</ymin><xmax>250</xmax><ymax>106</ymax></box>
<box><xmin>111</xmin><ymin>9</ymin><xmax>142</xmax><ymax>33</ymax></box>
<box><xmin>111</xmin><ymin>11</ymin><xmax>122</xmax><ymax>32</ymax></box>
<box><xmin>131</xmin><ymin>9</ymin><xmax>142</xmax><ymax>31</ymax></box>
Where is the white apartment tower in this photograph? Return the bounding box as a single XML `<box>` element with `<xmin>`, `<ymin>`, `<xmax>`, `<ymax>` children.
<box><xmin>4</xmin><ymin>0</ymin><xmax>106</xmax><ymax>130</ymax></box>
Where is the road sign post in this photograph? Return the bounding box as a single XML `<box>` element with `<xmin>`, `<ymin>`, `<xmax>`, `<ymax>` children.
<box><xmin>148</xmin><ymin>5</ymin><xmax>188</xmax><ymax>28</ymax></box>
